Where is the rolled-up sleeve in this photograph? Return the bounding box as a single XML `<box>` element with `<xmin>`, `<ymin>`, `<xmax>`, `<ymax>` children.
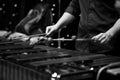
<box><xmin>65</xmin><ymin>0</ymin><xmax>80</xmax><ymax>18</ymax></box>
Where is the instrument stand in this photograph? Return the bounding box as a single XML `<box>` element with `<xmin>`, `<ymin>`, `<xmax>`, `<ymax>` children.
<box><xmin>57</xmin><ymin>0</ymin><xmax>61</xmax><ymax>49</ymax></box>
<box><xmin>58</xmin><ymin>29</ymin><xmax>61</xmax><ymax>49</ymax></box>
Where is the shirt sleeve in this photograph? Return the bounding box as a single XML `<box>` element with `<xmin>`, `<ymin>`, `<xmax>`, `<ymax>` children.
<box><xmin>65</xmin><ymin>0</ymin><xmax>80</xmax><ymax>18</ymax></box>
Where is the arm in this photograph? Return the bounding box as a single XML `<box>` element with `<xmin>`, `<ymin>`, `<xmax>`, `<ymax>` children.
<box><xmin>54</xmin><ymin>12</ymin><xmax>75</xmax><ymax>29</ymax></box>
<box><xmin>46</xmin><ymin>12</ymin><xmax>75</xmax><ymax>36</ymax></box>
<box><xmin>92</xmin><ymin>18</ymin><xmax>120</xmax><ymax>44</ymax></box>
<box><xmin>46</xmin><ymin>0</ymin><xmax>80</xmax><ymax>36</ymax></box>
<box><xmin>106</xmin><ymin>18</ymin><xmax>120</xmax><ymax>37</ymax></box>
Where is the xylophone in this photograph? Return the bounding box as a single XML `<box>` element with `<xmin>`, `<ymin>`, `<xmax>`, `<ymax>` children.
<box><xmin>0</xmin><ymin>37</ymin><xmax>120</xmax><ymax>80</ymax></box>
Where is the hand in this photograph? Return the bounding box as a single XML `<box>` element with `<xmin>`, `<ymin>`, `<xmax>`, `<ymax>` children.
<box><xmin>29</xmin><ymin>37</ymin><xmax>40</xmax><ymax>45</ymax></box>
<box><xmin>45</xmin><ymin>25</ymin><xmax>58</xmax><ymax>36</ymax></box>
<box><xmin>0</xmin><ymin>30</ymin><xmax>11</xmax><ymax>37</ymax></box>
<box><xmin>8</xmin><ymin>32</ymin><xmax>29</xmax><ymax>41</ymax></box>
<box><xmin>29</xmin><ymin>36</ymin><xmax>47</xmax><ymax>45</ymax></box>
<box><xmin>91</xmin><ymin>33</ymin><xmax>112</xmax><ymax>44</ymax></box>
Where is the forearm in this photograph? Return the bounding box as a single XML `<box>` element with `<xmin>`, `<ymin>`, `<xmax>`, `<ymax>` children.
<box><xmin>55</xmin><ymin>12</ymin><xmax>75</xmax><ymax>29</ymax></box>
<box><xmin>106</xmin><ymin>18</ymin><xmax>120</xmax><ymax>37</ymax></box>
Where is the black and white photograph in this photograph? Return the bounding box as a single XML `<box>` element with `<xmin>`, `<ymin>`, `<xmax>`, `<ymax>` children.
<box><xmin>0</xmin><ymin>0</ymin><xmax>120</xmax><ymax>80</ymax></box>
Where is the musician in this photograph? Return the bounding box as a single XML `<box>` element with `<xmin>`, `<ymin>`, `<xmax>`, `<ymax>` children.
<box><xmin>8</xmin><ymin>2</ymin><xmax>52</xmax><ymax>40</ymax></box>
<box><xmin>46</xmin><ymin>0</ymin><xmax>120</xmax><ymax>55</ymax></box>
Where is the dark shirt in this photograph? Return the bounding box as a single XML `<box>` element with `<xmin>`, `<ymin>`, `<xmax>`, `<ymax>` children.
<box><xmin>65</xmin><ymin>0</ymin><xmax>120</xmax><ymax>53</ymax></box>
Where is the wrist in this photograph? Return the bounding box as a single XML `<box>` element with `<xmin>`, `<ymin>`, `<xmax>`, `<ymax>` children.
<box><xmin>54</xmin><ymin>24</ymin><xmax>61</xmax><ymax>30</ymax></box>
<box><xmin>105</xmin><ymin>31</ymin><xmax>114</xmax><ymax>39</ymax></box>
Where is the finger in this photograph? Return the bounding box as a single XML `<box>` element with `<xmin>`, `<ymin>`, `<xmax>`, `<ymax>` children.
<box><xmin>98</xmin><ymin>33</ymin><xmax>106</xmax><ymax>41</ymax></box>
<box><xmin>47</xmin><ymin>29</ymin><xmax>54</xmax><ymax>37</ymax></box>
<box><xmin>100</xmin><ymin>37</ymin><xmax>108</xmax><ymax>44</ymax></box>
<box><xmin>102</xmin><ymin>37</ymin><xmax>110</xmax><ymax>44</ymax></box>
<box><xmin>92</xmin><ymin>33</ymin><xmax>101</xmax><ymax>40</ymax></box>
<box><xmin>92</xmin><ymin>33</ymin><xmax>103</xmax><ymax>42</ymax></box>
<box><xmin>45</xmin><ymin>27</ymin><xmax>50</xmax><ymax>34</ymax></box>
<box><xmin>46</xmin><ymin>28</ymin><xmax>53</xmax><ymax>36</ymax></box>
